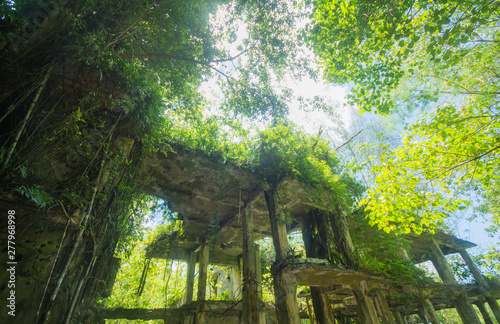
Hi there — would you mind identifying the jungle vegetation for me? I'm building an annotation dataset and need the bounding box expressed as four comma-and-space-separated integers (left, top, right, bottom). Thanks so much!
0, 0, 499, 322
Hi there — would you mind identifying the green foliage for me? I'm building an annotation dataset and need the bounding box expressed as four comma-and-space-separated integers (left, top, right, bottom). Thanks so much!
307, 0, 499, 114
447, 254, 473, 284
361, 84, 500, 234
162, 115, 364, 211
349, 209, 430, 284
15, 185, 54, 209
115, 196, 179, 257
308, 0, 500, 235
475, 244, 500, 281
258, 123, 364, 207
106, 223, 188, 310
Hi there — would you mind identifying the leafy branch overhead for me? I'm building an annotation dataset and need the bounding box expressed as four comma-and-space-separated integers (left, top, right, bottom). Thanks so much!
307, 0, 499, 114
308, 0, 500, 234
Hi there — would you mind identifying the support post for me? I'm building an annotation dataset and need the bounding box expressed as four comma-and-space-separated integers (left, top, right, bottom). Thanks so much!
186, 251, 196, 304
242, 207, 260, 324
474, 301, 494, 324
392, 311, 405, 324
255, 243, 262, 301
459, 248, 488, 287
417, 309, 430, 324
329, 207, 357, 269
375, 294, 395, 324
485, 296, 500, 323
231, 264, 242, 300
302, 209, 335, 324
428, 238, 481, 324
264, 189, 301, 324
352, 281, 379, 324
418, 295, 440, 324
197, 242, 209, 302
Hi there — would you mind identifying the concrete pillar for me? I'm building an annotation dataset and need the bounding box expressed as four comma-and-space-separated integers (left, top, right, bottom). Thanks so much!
302, 209, 335, 324
330, 207, 357, 269
197, 242, 209, 301
484, 296, 500, 323
186, 251, 196, 303
428, 238, 481, 324
392, 311, 405, 324
458, 248, 500, 322
374, 294, 395, 324
419, 296, 440, 324
417, 309, 430, 324
474, 301, 494, 324
310, 288, 335, 324
242, 207, 260, 324
353, 281, 379, 324
255, 244, 262, 301
265, 189, 301, 324
231, 261, 242, 300
459, 248, 488, 286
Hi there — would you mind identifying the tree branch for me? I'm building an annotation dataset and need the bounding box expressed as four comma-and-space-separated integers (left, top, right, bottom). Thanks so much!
425, 144, 500, 183
335, 129, 363, 151
120, 53, 234, 81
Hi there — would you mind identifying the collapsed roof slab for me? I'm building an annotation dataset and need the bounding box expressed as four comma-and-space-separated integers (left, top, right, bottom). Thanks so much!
138, 144, 337, 263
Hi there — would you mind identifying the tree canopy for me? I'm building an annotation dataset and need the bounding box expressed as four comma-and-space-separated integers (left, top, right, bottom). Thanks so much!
308, 0, 500, 235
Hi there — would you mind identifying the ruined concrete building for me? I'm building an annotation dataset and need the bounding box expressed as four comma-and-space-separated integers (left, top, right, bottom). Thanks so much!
0, 15, 498, 323
93, 147, 500, 324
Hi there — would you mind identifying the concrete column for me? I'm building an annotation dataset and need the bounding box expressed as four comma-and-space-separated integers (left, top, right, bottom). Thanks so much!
374, 294, 395, 324
417, 309, 430, 324
484, 296, 500, 323
310, 289, 335, 324
419, 297, 440, 324
459, 250, 500, 323
265, 189, 301, 324
185, 251, 196, 303
352, 281, 379, 324
459, 248, 488, 286
428, 238, 481, 324
242, 207, 260, 324
255, 244, 262, 301
231, 263, 242, 300
392, 311, 405, 324
197, 242, 209, 301
429, 239, 458, 284
474, 301, 494, 324
330, 207, 357, 269
302, 209, 335, 324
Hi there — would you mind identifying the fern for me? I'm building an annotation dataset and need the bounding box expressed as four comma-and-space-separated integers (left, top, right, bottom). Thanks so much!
16, 185, 54, 209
